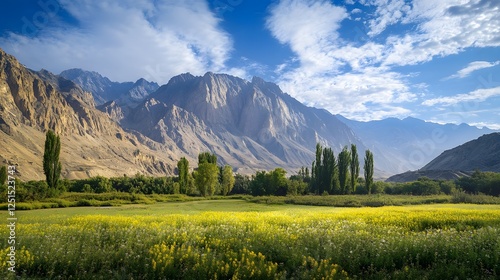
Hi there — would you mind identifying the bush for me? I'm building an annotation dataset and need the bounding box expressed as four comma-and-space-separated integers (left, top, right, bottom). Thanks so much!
456, 171, 500, 196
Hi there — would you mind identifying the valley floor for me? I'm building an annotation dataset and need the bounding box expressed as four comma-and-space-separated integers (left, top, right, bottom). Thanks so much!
1, 200, 500, 279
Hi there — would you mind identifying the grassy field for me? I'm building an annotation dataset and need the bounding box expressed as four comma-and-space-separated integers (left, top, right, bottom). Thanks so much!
1, 200, 500, 279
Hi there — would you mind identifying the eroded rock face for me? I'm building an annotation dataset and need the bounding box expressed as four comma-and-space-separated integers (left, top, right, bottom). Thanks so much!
0, 48, 178, 180
421, 133, 500, 172
125, 71, 364, 172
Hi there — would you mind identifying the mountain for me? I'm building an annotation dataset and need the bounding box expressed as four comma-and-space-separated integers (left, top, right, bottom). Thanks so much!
3, 47, 497, 181
0, 48, 178, 180
386, 133, 500, 182
422, 132, 500, 172
336, 115, 496, 175
123, 72, 367, 174
60, 69, 159, 105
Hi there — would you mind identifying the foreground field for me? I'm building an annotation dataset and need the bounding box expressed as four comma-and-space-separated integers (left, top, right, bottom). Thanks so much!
1, 201, 500, 279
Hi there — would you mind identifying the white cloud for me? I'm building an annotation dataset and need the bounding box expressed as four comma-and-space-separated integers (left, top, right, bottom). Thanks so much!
279, 66, 415, 120
265, 0, 500, 122
366, 0, 412, 36
422, 86, 500, 106
0, 0, 233, 83
266, 0, 416, 120
445, 61, 500, 80
469, 122, 500, 130
382, 0, 500, 67
266, 0, 348, 74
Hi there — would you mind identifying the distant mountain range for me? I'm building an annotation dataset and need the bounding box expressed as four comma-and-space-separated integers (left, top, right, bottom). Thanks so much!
0, 48, 497, 180
387, 133, 500, 182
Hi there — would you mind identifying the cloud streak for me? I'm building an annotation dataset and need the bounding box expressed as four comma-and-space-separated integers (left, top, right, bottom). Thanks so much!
444, 61, 500, 80
422, 86, 500, 106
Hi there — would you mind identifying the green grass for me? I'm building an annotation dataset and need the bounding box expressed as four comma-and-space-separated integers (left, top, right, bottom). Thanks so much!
1, 200, 500, 279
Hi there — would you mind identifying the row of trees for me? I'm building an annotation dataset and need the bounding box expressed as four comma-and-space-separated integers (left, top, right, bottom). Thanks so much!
310, 144, 374, 195
11, 130, 497, 198
178, 152, 235, 197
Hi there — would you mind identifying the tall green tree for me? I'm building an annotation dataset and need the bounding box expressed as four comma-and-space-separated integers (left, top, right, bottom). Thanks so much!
350, 144, 360, 193
321, 147, 336, 194
310, 143, 323, 194
43, 129, 62, 189
220, 165, 235, 196
338, 146, 351, 194
195, 152, 219, 196
0, 166, 7, 186
198, 152, 217, 164
195, 163, 219, 196
177, 157, 189, 194
364, 150, 374, 194
310, 144, 339, 194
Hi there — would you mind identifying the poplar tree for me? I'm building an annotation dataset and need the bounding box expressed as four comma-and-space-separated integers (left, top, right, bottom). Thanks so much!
195, 152, 219, 196
312, 143, 323, 194
43, 129, 61, 189
177, 157, 189, 194
350, 144, 360, 193
364, 150, 374, 194
221, 165, 235, 196
338, 146, 351, 194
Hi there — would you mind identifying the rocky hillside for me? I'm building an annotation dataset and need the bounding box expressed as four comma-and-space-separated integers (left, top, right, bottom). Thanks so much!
421, 133, 500, 172
123, 72, 367, 174
386, 133, 499, 182
60, 69, 159, 105
0, 48, 178, 180
337, 115, 496, 175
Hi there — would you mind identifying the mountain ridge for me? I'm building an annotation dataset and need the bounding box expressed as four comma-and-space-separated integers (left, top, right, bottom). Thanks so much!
0, 48, 179, 180
386, 132, 500, 182
1, 48, 498, 180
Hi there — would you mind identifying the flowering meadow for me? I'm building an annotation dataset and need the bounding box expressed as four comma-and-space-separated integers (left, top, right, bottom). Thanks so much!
1, 201, 500, 279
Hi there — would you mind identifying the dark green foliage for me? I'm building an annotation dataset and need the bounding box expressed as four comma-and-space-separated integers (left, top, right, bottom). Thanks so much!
338, 146, 351, 194
250, 168, 288, 196
310, 144, 339, 194
250, 171, 268, 196
384, 177, 441, 195
231, 174, 251, 194
296, 166, 311, 183
456, 170, 500, 196
364, 150, 374, 194
1, 179, 58, 201
350, 144, 360, 193
221, 165, 235, 196
43, 129, 62, 189
0, 166, 7, 186
286, 179, 308, 195
195, 163, 219, 197
194, 152, 219, 197
439, 180, 457, 195
69, 174, 176, 194
310, 143, 323, 194
177, 157, 189, 194
198, 152, 217, 164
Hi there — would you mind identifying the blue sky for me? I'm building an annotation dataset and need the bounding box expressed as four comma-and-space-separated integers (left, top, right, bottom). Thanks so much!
0, 0, 499, 129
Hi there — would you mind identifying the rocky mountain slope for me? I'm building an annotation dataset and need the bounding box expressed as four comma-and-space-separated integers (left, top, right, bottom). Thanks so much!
3, 47, 497, 181
123, 72, 367, 174
386, 133, 500, 182
60, 69, 159, 105
0, 48, 178, 180
337, 115, 495, 175
421, 132, 500, 172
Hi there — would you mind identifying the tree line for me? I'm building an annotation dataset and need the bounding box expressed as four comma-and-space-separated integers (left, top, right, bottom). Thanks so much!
1, 130, 499, 200
310, 143, 374, 195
